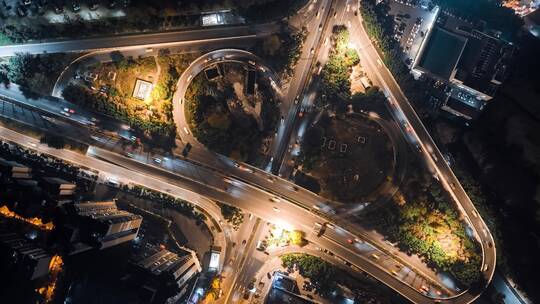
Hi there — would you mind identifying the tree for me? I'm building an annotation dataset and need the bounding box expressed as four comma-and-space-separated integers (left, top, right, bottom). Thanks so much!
217, 202, 244, 230
40, 134, 66, 149
288, 230, 306, 246
262, 35, 281, 56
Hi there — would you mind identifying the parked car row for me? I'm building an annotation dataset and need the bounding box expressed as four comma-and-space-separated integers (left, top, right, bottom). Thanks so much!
1, 0, 131, 18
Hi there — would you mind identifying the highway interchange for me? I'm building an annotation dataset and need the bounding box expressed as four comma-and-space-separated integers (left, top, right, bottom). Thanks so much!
0, 0, 496, 303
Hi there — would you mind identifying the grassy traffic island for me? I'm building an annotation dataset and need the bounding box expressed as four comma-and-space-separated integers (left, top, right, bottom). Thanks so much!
185, 62, 279, 165
62, 51, 198, 150
296, 112, 395, 203
294, 26, 396, 202
360, 166, 482, 288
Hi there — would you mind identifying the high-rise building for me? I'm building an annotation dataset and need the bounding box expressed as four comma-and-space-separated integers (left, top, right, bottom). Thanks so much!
130, 244, 201, 303
0, 232, 51, 281
39, 177, 76, 205
62, 201, 142, 254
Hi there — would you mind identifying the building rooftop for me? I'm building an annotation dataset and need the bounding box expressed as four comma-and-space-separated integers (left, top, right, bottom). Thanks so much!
41, 176, 76, 189
416, 27, 467, 80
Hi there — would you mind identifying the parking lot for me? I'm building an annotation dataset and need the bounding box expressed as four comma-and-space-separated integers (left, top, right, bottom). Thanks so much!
388, 0, 439, 66
0, 0, 127, 22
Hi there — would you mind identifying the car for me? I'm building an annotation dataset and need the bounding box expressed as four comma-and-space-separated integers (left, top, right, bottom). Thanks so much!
272, 206, 280, 212
347, 239, 353, 244
34, 2, 45, 15
60, 111, 70, 117
72, 1, 80, 12
310, 47, 315, 54
17, 5, 27, 16
153, 158, 162, 164
89, 1, 98, 10
294, 95, 300, 104
318, 24, 323, 31
333, 11, 337, 18
63, 107, 75, 114
298, 109, 304, 117
370, 253, 380, 260
325, 223, 335, 229
242, 239, 247, 246
391, 270, 398, 276
125, 152, 134, 158
280, 116, 284, 124
270, 196, 280, 203
53, 2, 64, 13
183, 127, 190, 135
324, 37, 329, 46
106, 178, 120, 188
256, 240, 267, 251
182, 142, 192, 157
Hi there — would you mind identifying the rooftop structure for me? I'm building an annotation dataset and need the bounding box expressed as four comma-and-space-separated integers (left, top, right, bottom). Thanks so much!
0, 157, 32, 179
415, 26, 514, 102
131, 244, 201, 303
133, 79, 153, 100
62, 201, 142, 254
264, 272, 315, 304
39, 176, 76, 205
413, 16, 515, 120
0, 231, 51, 280
416, 27, 467, 81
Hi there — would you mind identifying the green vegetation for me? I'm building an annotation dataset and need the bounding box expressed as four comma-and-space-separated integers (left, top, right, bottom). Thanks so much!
1, 53, 76, 95
317, 26, 360, 111
288, 230, 306, 246
217, 202, 244, 231
361, 168, 481, 287
254, 27, 307, 77
40, 133, 66, 149
281, 254, 337, 294
351, 87, 390, 117
0, 33, 10, 46
359, 0, 428, 112
280, 253, 391, 302
63, 54, 195, 150
185, 63, 279, 164
125, 185, 206, 224
0, 0, 307, 43
452, 161, 508, 273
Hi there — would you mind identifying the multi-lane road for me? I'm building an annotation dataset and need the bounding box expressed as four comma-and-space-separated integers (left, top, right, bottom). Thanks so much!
0, 0, 496, 302
0, 24, 280, 57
